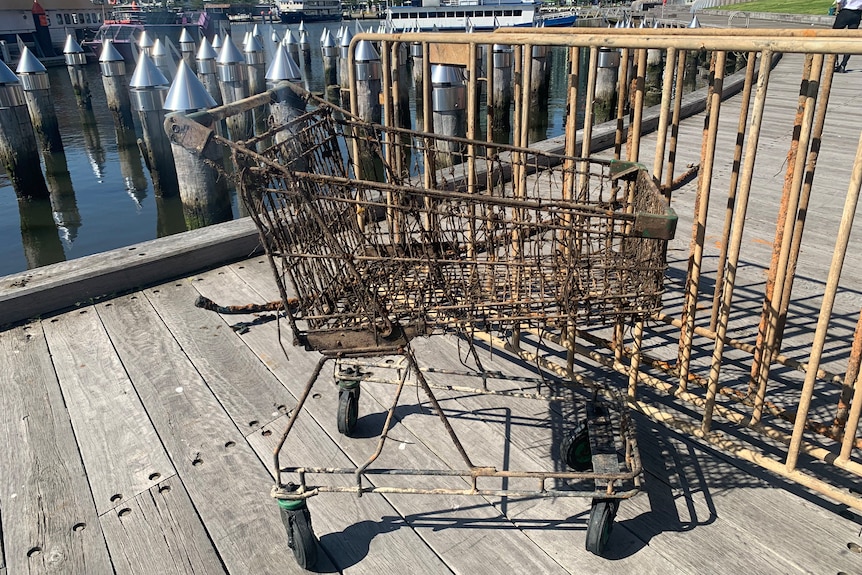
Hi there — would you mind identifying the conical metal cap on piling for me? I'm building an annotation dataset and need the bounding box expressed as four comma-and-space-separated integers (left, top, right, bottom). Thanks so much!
152, 37, 167, 58
431, 64, 463, 86
688, 15, 701, 28
252, 24, 261, 41
17, 46, 46, 74
197, 37, 217, 61
98, 39, 123, 63
266, 44, 301, 82
180, 28, 194, 44
355, 40, 379, 62
340, 27, 352, 47
217, 34, 244, 64
299, 29, 309, 49
138, 30, 154, 51
244, 33, 265, 65
98, 39, 126, 76
283, 29, 296, 47
0, 58, 20, 85
244, 34, 263, 54
211, 33, 222, 51
271, 30, 281, 46
164, 60, 217, 112
299, 21, 306, 33
129, 51, 169, 88
63, 34, 83, 55
320, 27, 329, 46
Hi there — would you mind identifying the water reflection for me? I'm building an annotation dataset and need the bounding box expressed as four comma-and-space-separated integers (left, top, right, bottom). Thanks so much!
43, 152, 82, 245
18, 197, 66, 269
116, 127, 149, 207
156, 194, 187, 237
79, 107, 107, 181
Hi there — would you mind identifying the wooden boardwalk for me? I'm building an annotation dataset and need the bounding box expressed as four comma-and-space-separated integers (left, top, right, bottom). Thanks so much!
3, 53, 862, 574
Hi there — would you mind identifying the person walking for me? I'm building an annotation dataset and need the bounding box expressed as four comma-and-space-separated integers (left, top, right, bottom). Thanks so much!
833, 0, 862, 73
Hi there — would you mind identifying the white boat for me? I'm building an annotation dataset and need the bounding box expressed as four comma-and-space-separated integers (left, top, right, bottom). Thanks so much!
386, 0, 550, 32
277, 0, 342, 23
0, 0, 103, 57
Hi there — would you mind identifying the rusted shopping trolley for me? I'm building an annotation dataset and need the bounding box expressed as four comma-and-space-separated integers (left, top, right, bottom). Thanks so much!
173, 89, 676, 568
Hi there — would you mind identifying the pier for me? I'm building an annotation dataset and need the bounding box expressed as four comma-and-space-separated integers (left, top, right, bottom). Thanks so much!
2, 21, 862, 575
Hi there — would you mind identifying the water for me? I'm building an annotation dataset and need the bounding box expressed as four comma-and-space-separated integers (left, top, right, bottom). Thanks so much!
0, 20, 575, 278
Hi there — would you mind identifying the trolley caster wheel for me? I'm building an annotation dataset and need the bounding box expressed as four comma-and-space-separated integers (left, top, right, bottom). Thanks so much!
561, 423, 592, 471
279, 500, 318, 569
585, 498, 618, 557
337, 386, 360, 436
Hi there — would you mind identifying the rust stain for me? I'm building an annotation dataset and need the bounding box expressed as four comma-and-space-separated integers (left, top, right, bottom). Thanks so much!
751, 237, 771, 245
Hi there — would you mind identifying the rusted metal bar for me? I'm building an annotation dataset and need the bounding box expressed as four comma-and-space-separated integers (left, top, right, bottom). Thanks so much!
752, 54, 820, 425
630, 401, 862, 512
274, 355, 329, 487
840, 338, 862, 461
580, 46, 599, 170
193, 294, 295, 314
774, 54, 835, 349
356, 31, 862, 55
273, 481, 641, 501
354, 358, 410, 494
280, 464, 639, 482
568, 324, 862, 449
663, 49, 687, 200
678, 51, 725, 400
628, 48, 647, 163
786, 112, 862, 473
834, 309, 862, 436
628, 317, 644, 399
651, 46, 676, 185
747, 55, 812, 402
709, 51, 758, 332
406, 349, 478, 470
613, 47, 630, 162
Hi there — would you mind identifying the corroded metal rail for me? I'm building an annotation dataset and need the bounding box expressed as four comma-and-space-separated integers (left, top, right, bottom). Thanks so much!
338, 29, 862, 511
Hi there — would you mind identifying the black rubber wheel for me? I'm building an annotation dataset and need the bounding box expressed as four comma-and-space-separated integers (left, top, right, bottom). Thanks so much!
560, 424, 592, 471
337, 388, 359, 436
280, 504, 318, 569
585, 499, 617, 557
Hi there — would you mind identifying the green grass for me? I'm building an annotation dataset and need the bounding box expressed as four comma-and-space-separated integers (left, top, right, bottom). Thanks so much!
711, 0, 833, 15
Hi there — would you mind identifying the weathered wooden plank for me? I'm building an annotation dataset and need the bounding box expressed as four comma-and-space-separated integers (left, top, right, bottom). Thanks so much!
142, 279, 296, 435
146, 266, 454, 574
426, 334, 862, 575
248, 412, 455, 575
200, 264, 571, 574
99, 476, 226, 574
96, 291, 338, 574
0, 323, 114, 574
40, 307, 175, 515
0, 217, 261, 328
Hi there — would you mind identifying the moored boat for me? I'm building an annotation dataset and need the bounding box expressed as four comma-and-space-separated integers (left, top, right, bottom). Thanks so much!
386, 0, 575, 32
277, 0, 341, 23
84, 5, 210, 63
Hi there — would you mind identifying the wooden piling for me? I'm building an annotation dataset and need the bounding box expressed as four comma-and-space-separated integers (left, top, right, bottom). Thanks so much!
217, 35, 252, 142
0, 93, 49, 199
99, 40, 135, 133
129, 52, 179, 197
645, 46, 664, 107
353, 40, 384, 181
17, 47, 62, 153
63, 35, 92, 110
164, 62, 228, 229
491, 43, 513, 141
431, 64, 467, 168
595, 47, 620, 124
244, 35, 267, 136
